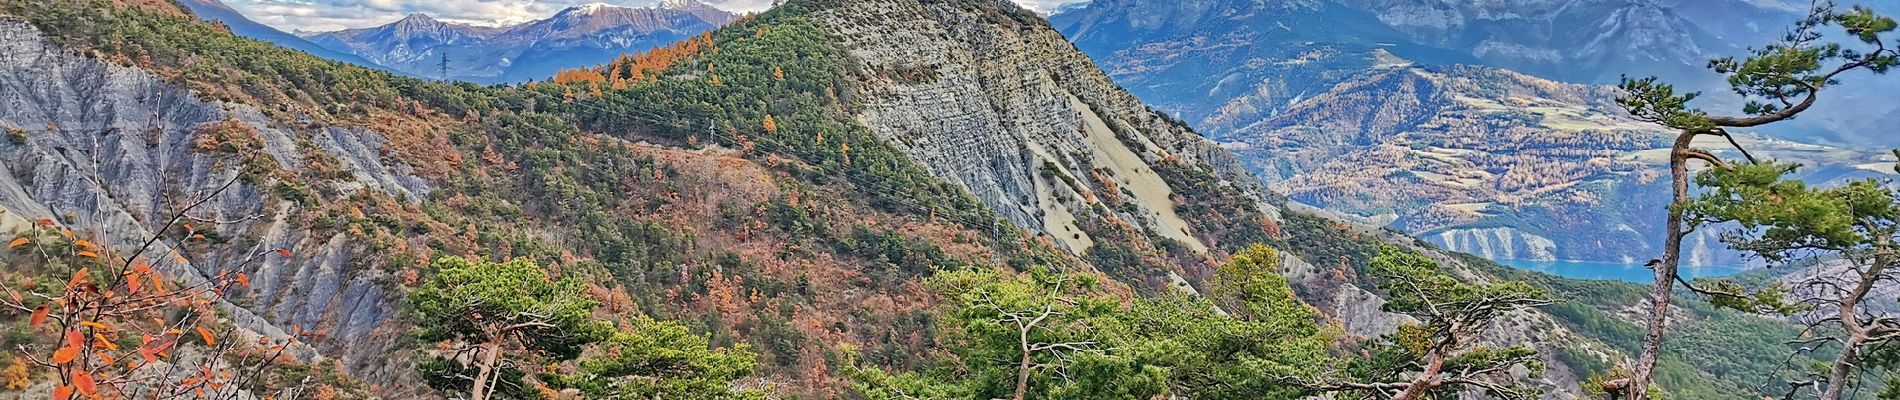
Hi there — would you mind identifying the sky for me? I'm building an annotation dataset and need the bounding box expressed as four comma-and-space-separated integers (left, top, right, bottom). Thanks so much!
226, 0, 1084, 33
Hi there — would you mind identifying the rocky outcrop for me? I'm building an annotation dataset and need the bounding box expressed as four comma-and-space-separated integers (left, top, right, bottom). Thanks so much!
0, 18, 427, 385
1431, 227, 1558, 261
809, 0, 1269, 256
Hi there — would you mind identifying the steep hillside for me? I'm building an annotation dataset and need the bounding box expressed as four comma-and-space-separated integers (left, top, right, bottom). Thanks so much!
305, 1, 736, 83
0, 0, 1052, 395
1227, 65, 1894, 265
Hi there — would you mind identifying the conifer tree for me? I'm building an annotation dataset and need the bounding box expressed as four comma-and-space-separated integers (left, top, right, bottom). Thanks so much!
1615, 3, 1897, 396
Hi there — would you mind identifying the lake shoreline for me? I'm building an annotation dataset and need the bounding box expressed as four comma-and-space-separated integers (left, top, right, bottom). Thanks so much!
1496, 259, 1750, 283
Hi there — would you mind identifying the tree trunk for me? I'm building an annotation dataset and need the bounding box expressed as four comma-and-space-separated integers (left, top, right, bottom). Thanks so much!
1630, 132, 1697, 398
470, 340, 502, 400
1393, 351, 1446, 400
1014, 339, 1032, 400
1820, 258, 1888, 400
1820, 334, 1864, 400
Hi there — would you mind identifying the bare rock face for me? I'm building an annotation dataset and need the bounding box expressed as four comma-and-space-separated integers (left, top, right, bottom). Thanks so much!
0, 18, 428, 386
807, 0, 1269, 256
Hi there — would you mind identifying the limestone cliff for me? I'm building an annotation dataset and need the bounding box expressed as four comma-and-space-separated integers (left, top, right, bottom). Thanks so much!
807, 0, 1267, 258
0, 17, 423, 385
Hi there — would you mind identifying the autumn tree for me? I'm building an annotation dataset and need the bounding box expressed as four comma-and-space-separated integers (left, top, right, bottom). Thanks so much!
0, 174, 303, 399
408, 256, 609, 400
1615, 3, 1897, 395
1307, 247, 1549, 400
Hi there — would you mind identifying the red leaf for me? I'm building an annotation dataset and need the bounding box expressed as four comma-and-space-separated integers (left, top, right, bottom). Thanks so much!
7, 237, 28, 249
138, 346, 157, 363
51, 385, 72, 400
66, 267, 89, 290
196, 326, 216, 346
64, 330, 84, 348
35, 219, 53, 227
274, 249, 292, 257
29, 306, 48, 326
70, 370, 96, 396
50, 346, 77, 364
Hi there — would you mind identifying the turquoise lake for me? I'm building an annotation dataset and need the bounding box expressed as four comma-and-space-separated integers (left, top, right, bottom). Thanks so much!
1497, 259, 1750, 283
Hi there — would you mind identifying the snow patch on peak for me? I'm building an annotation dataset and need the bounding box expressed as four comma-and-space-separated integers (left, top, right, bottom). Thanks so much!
658, 0, 700, 8
397, 12, 436, 24
568, 3, 619, 15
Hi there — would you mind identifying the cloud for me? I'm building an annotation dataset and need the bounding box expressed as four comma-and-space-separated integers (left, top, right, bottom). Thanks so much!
224, 0, 1090, 32
1010, 0, 1083, 13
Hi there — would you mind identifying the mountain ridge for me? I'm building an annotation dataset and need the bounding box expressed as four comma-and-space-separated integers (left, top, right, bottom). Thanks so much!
1051, 0, 1900, 267
303, 0, 737, 82
172, 0, 389, 70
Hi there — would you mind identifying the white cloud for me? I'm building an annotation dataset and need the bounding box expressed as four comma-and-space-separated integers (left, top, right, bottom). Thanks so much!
224, 0, 1089, 32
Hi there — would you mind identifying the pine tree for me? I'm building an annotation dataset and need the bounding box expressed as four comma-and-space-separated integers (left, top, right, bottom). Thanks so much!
408, 257, 610, 400
1615, 4, 1897, 397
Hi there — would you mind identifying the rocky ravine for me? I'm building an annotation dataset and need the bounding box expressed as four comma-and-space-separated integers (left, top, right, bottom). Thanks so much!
0, 18, 425, 386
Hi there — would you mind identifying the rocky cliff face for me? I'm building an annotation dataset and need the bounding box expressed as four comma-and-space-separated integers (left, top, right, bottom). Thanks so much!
0, 17, 425, 385
807, 0, 1268, 257
1433, 227, 1559, 261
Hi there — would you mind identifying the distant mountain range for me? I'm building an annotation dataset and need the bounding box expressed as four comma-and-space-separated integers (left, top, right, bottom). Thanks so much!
1051, 0, 1899, 146
174, 0, 388, 70
176, 0, 737, 83
304, 1, 738, 83
1224, 63, 1891, 266
1052, 0, 1900, 264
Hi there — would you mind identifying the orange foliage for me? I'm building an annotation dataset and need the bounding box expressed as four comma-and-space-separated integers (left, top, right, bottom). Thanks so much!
551, 32, 715, 90
551, 69, 605, 85
2, 357, 27, 390
3, 218, 306, 399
